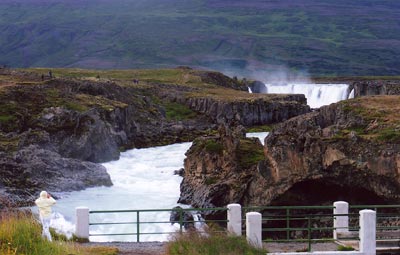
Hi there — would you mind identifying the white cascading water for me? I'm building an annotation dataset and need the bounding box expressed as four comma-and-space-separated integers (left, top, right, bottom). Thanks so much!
31, 133, 269, 242
262, 83, 352, 108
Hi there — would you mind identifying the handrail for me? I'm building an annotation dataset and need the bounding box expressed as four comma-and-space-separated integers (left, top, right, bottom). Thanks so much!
241, 204, 400, 252
88, 207, 229, 242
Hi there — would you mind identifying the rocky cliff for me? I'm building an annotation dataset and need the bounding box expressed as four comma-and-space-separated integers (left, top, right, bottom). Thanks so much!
179, 95, 400, 212
0, 68, 309, 206
185, 94, 309, 126
178, 124, 264, 209
350, 80, 400, 97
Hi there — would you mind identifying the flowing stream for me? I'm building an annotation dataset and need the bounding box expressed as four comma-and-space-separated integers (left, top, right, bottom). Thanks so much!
36, 133, 268, 242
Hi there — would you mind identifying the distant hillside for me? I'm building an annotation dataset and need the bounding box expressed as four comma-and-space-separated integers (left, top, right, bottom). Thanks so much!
1, 0, 399, 76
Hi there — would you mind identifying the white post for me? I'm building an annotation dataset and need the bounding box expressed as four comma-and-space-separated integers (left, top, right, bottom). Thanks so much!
75, 207, 90, 239
359, 209, 376, 255
333, 201, 349, 239
246, 212, 262, 248
227, 203, 242, 236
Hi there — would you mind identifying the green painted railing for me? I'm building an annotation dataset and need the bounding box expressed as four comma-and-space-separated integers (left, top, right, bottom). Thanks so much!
88, 207, 228, 242
86, 204, 399, 248
243, 204, 400, 252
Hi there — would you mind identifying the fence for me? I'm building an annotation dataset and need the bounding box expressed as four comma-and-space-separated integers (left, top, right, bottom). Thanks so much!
74, 201, 400, 253
75, 206, 228, 242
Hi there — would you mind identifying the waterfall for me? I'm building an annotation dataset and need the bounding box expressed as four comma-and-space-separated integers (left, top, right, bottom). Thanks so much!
262, 83, 352, 108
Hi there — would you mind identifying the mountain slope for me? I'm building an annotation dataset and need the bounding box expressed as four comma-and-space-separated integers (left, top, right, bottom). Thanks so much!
1, 0, 399, 76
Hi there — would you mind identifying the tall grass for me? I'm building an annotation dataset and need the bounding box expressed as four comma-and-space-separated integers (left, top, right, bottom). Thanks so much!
0, 210, 118, 255
166, 232, 267, 255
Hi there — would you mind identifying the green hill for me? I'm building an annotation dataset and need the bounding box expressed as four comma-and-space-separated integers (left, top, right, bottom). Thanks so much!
1, 0, 399, 76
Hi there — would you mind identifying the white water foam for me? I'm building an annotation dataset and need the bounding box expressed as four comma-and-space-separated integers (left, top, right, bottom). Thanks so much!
263, 83, 351, 108
31, 142, 191, 242
246, 132, 269, 145
32, 133, 269, 242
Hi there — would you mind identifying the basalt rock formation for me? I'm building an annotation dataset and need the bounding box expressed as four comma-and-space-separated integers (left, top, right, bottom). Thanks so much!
184, 94, 309, 126
255, 95, 400, 205
349, 80, 400, 97
178, 124, 264, 209
179, 96, 400, 212
0, 68, 309, 206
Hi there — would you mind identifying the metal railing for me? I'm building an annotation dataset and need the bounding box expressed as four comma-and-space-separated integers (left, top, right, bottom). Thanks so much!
243, 204, 400, 251
88, 207, 228, 242
349, 204, 400, 242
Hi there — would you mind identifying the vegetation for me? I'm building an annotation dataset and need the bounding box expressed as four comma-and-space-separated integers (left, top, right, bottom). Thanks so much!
0, 210, 118, 255
204, 140, 224, 155
237, 139, 265, 169
246, 125, 274, 133
165, 102, 198, 121
1, 1, 400, 76
337, 245, 355, 251
166, 232, 267, 255
340, 96, 400, 143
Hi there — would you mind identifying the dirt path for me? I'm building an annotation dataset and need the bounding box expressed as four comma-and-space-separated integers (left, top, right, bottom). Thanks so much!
82, 241, 340, 254
82, 242, 167, 255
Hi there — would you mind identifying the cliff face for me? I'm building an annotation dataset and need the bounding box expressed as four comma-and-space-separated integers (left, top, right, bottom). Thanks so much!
350, 80, 400, 97
178, 125, 264, 209
185, 95, 309, 126
254, 96, 400, 205
179, 96, 400, 210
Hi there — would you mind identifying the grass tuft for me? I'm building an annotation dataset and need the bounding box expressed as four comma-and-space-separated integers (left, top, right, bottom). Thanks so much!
166, 232, 267, 255
337, 245, 355, 251
0, 210, 117, 255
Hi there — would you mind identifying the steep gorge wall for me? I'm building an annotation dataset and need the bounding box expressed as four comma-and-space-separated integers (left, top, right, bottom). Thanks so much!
185, 95, 310, 126
350, 80, 400, 97
179, 97, 400, 211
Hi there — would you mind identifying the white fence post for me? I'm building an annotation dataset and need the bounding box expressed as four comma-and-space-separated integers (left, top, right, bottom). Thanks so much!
246, 212, 262, 248
333, 201, 349, 239
75, 207, 89, 239
227, 203, 242, 236
359, 209, 376, 255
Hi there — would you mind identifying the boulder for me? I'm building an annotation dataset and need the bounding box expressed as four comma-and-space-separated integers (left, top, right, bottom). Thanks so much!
0, 145, 112, 206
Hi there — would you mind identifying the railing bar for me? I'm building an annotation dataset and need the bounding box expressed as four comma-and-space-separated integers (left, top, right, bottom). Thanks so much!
244, 206, 335, 210
263, 238, 336, 243
90, 207, 228, 214
350, 205, 400, 209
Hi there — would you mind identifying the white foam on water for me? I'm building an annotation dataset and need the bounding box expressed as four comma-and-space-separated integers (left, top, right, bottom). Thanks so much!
32, 133, 269, 242
246, 132, 269, 145
32, 142, 192, 242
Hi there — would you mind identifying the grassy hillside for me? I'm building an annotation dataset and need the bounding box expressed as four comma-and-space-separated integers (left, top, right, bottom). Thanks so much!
1, 0, 399, 76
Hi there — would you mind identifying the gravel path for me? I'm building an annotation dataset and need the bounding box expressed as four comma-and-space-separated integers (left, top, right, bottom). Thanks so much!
82, 242, 167, 255
82, 241, 340, 254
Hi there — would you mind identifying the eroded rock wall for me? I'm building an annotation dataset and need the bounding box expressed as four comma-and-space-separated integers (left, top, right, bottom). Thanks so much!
179, 97, 400, 211
185, 95, 310, 126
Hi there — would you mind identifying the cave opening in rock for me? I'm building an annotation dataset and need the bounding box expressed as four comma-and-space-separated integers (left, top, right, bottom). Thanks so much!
270, 178, 389, 206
